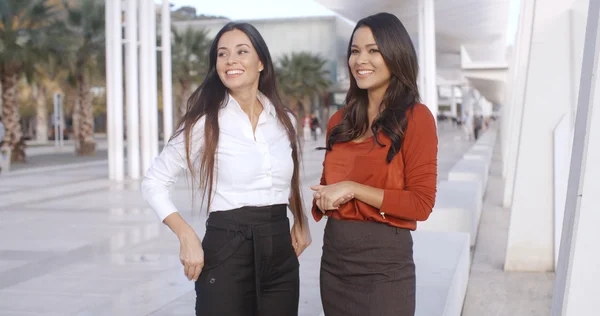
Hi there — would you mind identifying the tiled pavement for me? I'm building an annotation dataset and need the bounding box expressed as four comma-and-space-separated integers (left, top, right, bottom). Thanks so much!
0, 122, 475, 315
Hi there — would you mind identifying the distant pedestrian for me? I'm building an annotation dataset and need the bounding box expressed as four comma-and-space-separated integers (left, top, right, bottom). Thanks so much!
474, 114, 483, 140
462, 111, 474, 141
310, 113, 320, 141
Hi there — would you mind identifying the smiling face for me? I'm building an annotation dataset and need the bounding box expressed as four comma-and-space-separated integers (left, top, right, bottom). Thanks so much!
348, 26, 391, 93
215, 29, 264, 92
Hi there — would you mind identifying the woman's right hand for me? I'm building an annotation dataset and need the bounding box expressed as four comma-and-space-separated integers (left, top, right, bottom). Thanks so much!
163, 213, 205, 282
179, 231, 204, 281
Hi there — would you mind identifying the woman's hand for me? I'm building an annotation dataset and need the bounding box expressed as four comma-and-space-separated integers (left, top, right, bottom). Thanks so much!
291, 218, 312, 257
311, 181, 356, 211
178, 231, 204, 281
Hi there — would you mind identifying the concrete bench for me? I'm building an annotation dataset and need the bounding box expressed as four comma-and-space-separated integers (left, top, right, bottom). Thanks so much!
413, 231, 471, 316
464, 145, 493, 163
417, 180, 482, 246
475, 129, 497, 147
447, 158, 488, 195
318, 231, 471, 316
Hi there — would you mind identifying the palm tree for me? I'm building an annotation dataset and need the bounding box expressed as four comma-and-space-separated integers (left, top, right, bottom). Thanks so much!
62, 0, 105, 156
171, 27, 211, 120
276, 52, 332, 118
0, 0, 58, 162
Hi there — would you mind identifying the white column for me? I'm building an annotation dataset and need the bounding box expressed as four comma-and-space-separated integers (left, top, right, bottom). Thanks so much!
139, 0, 152, 174
106, 0, 124, 182
126, 0, 141, 180
501, 0, 527, 178
105, 0, 115, 180
553, 0, 600, 313
502, 0, 537, 204
504, 0, 583, 271
450, 85, 457, 118
461, 86, 473, 117
419, 0, 438, 121
161, 0, 174, 142
149, 1, 159, 157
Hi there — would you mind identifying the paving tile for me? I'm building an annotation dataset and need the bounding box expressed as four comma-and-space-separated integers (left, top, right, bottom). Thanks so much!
0, 125, 475, 315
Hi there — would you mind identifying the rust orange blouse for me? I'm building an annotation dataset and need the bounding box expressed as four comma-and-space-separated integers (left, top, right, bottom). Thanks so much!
311, 103, 438, 230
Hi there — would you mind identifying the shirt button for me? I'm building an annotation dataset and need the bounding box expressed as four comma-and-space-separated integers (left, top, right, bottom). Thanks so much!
266, 171, 272, 177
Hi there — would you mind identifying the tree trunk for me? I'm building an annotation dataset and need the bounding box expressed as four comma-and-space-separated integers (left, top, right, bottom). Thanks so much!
0, 69, 26, 163
76, 72, 95, 155
34, 83, 49, 142
72, 96, 81, 151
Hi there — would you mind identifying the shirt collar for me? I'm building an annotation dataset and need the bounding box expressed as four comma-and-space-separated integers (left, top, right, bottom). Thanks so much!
225, 91, 276, 118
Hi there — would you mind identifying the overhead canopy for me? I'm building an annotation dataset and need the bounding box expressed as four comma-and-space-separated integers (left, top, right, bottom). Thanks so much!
316, 0, 512, 104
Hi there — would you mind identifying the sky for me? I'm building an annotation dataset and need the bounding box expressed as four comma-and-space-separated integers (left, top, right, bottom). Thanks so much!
168, 0, 335, 20
506, 0, 522, 45
169, 0, 522, 45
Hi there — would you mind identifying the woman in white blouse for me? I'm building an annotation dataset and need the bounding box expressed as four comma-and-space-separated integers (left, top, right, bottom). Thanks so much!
141, 22, 311, 316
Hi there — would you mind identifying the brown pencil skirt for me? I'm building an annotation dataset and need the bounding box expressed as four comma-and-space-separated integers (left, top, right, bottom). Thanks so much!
320, 218, 416, 316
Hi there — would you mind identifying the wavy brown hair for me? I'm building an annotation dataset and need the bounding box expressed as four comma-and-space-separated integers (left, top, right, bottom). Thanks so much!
172, 22, 305, 226
327, 13, 420, 163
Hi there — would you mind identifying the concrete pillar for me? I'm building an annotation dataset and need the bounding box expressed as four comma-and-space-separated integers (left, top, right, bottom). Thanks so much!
552, 0, 600, 313
501, 0, 529, 178
504, 0, 585, 271
418, 0, 438, 121
105, 0, 124, 182
502, 0, 537, 204
161, 0, 174, 142
139, 0, 153, 174
126, 0, 141, 180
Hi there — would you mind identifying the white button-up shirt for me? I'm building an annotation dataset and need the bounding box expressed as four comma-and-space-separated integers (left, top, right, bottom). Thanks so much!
141, 92, 295, 221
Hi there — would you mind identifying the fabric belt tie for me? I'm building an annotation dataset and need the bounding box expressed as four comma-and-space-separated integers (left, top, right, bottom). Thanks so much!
203, 216, 290, 312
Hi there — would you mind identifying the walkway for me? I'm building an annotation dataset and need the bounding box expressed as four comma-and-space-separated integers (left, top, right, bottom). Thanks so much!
0, 122, 473, 315
461, 140, 554, 315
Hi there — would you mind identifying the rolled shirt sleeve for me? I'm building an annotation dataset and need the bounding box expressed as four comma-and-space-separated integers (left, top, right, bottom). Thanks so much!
141, 118, 204, 222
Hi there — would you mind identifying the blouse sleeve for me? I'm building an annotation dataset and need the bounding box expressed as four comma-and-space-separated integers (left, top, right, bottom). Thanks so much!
311, 111, 343, 222
379, 104, 438, 221
141, 118, 205, 222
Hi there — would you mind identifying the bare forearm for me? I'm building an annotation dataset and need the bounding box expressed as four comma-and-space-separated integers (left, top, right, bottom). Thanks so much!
349, 181, 384, 209
163, 212, 196, 241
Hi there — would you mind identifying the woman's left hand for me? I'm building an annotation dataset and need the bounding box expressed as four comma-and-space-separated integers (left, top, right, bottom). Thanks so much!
291, 219, 311, 257
311, 181, 355, 211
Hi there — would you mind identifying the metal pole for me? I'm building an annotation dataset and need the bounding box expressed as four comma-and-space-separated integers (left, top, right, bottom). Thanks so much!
58, 94, 64, 147
149, 0, 159, 158
126, 0, 141, 180
54, 93, 59, 148
161, 0, 174, 142
105, 0, 115, 180
139, 0, 152, 174
107, 0, 124, 181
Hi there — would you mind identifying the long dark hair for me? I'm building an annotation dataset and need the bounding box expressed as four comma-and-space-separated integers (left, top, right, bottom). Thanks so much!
327, 13, 420, 163
172, 22, 305, 226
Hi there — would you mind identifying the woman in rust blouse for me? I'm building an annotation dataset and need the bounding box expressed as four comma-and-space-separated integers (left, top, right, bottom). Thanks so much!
310, 12, 438, 316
